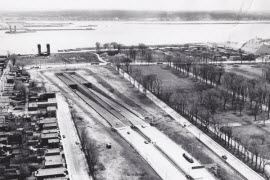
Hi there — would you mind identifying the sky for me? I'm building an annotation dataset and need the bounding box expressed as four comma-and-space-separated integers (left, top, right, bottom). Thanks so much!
0, 0, 269, 12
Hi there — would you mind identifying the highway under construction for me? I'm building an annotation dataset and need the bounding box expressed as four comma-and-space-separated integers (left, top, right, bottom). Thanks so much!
55, 71, 216, 180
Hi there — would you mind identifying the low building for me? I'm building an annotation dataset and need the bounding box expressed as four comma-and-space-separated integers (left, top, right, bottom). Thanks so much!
48, 139, 60, 148
45, 155, 63, 168
42, 129, 59, 134
41, 133, 59, 145
35, 167, 67, 180
29, 103, 38, 111
43, 123, 58, 130
37, 98, 57, 109
45, 148, 61, 156
47, 106, 57, 117
38, 118, 57, 125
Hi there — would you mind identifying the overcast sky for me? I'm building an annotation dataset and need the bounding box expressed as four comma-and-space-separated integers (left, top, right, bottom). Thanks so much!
0, 0, 269, 12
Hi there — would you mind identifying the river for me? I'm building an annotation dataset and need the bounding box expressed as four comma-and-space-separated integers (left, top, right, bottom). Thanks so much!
0, 21, 270, 55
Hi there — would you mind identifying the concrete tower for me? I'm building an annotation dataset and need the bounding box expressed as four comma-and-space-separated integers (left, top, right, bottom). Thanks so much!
37, 44, 41, 55
46, 44, 50, 55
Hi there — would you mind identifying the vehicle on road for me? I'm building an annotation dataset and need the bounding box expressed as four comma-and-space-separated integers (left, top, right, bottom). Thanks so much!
183, 153, 194, 163
222, 155, 227, 160
144, 140, 149, 144
186, 175, 194, 180
62, 135, 66, 138
75, 141, 79, 145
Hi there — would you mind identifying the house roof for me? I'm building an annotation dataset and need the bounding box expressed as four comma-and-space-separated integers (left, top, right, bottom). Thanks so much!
38, 118, 57, 124
35, 167, 66, 177
42, 129, 59, 134
48, 139, 60, 144
45, 148, 61, 155
45, 155, 63, 167
43, 123, 58, 128
41, 133, 59, 139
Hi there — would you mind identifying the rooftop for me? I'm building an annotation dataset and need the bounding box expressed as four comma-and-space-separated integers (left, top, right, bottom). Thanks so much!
48, 139, 60, 144
43, 123, 58, 128
42, 129, 59, 134
39, 118, 57, 124
41, 133, 59, 139
35, 167, 66, 177
45, 148, 61, 155
45, 155, 63, 167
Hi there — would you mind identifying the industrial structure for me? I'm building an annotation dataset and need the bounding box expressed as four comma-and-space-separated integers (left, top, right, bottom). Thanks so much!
37, 44, 51, 56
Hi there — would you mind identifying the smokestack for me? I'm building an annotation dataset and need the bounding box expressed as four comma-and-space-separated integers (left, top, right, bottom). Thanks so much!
14, 25, 16, 32
37, 44, 41, 55
46, 44, 50, 55
9, 26, 11, 32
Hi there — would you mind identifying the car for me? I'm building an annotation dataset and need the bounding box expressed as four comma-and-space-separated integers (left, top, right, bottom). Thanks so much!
183, 153, 194, 163
62, 135, 66, 138
127, 131, 130, 134
144, 140, 149, 144
75, 141, 79, 145
186, 175, 194, 180
222, 155, 227, 160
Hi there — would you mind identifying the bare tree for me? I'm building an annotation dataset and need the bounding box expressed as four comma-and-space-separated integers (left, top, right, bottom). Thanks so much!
80, 129, 99, 180
95, 42, 101, 52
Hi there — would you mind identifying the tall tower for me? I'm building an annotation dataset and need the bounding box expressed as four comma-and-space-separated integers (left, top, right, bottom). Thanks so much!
9, 26, 12, 33
46, 44, 50, 55
37, 44, 41, 55
14, 25, 16, 32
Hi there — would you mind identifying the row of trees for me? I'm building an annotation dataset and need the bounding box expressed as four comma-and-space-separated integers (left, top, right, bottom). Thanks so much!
95, 42, 124, 52
131, 69, 163, 97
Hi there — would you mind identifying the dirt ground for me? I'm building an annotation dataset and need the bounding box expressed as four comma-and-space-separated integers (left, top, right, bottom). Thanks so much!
16, 52, 100, 67
80, 65, 245, 180
17, 55, 66, 67
31, 70, 161, 180
57, 52, 100, 64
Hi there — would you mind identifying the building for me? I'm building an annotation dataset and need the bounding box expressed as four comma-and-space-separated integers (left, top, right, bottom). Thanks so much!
35, 167, 67, 180
44, 155, 64, 168
43, 123, 58, 130
45, 148, 61, 156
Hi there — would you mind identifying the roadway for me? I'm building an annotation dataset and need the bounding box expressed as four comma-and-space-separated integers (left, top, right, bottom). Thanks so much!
56, 93, 91, 180
118, 127, 187, 180
138, 125, 216, 180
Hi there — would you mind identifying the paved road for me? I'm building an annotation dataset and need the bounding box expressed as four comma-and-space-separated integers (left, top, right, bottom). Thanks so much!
56, 93, 91, 180
118, 127, 187, 180
138, 125, 216, 180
